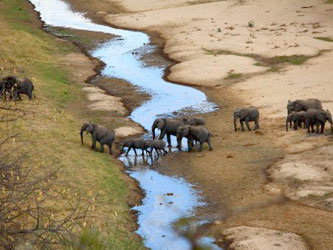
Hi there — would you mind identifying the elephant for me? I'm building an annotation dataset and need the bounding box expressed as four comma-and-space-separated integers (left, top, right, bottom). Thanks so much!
144, 139, 168, 155
233, 106, 259, 131
120, 138, 146, 156
286, 111, 307, 131
151, 118, 186, 147
182, 116, 206, 126
1, 76, 34, 101
305, 109, 333, 134
80, 123, 115, 154
287, 98, 322, 115
177, 125, 212, 151
0, 76, 16, 100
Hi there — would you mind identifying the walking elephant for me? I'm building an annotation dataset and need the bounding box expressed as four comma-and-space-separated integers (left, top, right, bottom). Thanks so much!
119, 138, 146, 156
287, 98, 322, 115
233, 106, 259, 131
305, 109, 333, 134
80, 123, 115, 154
152, 118, 186, 147
177, 125, 212, 151
144, 139, 168, 155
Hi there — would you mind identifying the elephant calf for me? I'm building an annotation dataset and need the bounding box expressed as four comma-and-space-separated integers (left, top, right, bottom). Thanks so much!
120, 138, 146, 156
80, 123, 115, 154
305, 109, 333, 134
1, 76, 34, 101
177, 125, 212, 151
286, 111, 307, 131
145, 139, 168, 155
234, 106, 259, 131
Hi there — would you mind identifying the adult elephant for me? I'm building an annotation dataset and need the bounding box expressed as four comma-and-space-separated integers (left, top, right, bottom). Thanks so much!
305, 109, 333, 134
80, 123, 115, 154
233, 106, 260, 131
182, 116, 206, 126
152, 118, 186, 147
177, 125, 212, 151
287, 98, 322, 115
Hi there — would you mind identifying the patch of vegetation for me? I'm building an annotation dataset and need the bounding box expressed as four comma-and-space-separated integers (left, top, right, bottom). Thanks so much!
267, 55, 311, 65
0, 0, 144, 249
315, 37, 333, 43
248, 20, 254, 27
325, 0, 333, 3
186, 0, 225, 5
225, 72, 243, 80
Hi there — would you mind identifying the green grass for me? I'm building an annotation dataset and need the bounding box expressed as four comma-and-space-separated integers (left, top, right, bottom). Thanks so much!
0, 0, 144, 249
315, 37, 333, 42
267, 55, 311, 65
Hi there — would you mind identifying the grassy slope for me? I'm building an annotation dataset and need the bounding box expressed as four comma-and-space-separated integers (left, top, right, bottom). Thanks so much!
0, 0, 144, 248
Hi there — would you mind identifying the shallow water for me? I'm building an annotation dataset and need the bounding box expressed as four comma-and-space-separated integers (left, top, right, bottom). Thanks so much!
29, 0, 220, 249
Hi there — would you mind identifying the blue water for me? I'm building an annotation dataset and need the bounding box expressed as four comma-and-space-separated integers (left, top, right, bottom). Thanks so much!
29, 1, 220, 249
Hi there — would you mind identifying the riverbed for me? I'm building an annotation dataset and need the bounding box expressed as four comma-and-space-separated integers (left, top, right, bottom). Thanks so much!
29, 0, 220, 249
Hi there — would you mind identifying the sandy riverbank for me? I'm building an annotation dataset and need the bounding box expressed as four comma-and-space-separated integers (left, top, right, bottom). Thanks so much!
65, 0, 333, 249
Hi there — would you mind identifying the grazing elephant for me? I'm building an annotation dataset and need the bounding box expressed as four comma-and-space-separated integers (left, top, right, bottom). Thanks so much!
12, 78, 34, 100
151, 118, 186, 146
286, 111, 307, 131
177, 125, 212, 151
287, 98, 322, 115
182, 116, 206, 126
80, 123, 115, 154
120, 138, 146, 156
144, 139, 168, 155
233, 106, 259, 131
305, 109, 333, 134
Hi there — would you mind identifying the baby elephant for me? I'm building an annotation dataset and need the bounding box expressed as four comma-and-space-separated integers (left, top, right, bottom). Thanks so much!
120, 138, 146, 156
286, 111, 307, 131
233, 106, 259, 131
177, 125, 212, 151
145, 139, 168, 155
80, 123, 115, 154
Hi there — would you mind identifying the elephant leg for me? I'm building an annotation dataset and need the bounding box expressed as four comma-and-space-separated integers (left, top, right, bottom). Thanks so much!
167, 133, 172, 147
311, 123, 314, 133
207, 137, 213, 151
92, 137, 97, 150
177, 137, 182, 149
108, 145, 112, 155
188, 138, 194, 151
159, 129, 166, 140
245, 118, 251, 131
316, 123, 320, 134
240, 120, 245, 131
99, 142, 104, 153
125, 147, 131, 156
321, 122, 325, 134
133, 148, 138, 156
141, 149, 144, 156
155, 148, 160, 156
199, 142, 203, 152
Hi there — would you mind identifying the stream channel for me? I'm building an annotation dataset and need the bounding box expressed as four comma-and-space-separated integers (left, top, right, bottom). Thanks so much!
29, 0, 220, 249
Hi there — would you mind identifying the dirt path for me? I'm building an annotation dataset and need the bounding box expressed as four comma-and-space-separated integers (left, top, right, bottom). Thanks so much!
64, 0, 333, 249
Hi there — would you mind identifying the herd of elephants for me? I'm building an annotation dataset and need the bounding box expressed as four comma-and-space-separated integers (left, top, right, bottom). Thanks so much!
1, 75, 332, 157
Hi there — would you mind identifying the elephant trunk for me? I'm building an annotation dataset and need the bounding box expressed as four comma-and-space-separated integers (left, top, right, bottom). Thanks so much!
152, 124, 156, 140
233, 117, 238, 131
80, 127, 85, 145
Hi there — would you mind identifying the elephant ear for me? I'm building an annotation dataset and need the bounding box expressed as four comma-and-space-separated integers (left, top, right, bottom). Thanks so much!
157, 119, 165, 129
86, 124, 93, 133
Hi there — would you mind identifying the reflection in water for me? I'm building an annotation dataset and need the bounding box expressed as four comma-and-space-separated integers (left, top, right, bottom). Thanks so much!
29, 0, 220, 249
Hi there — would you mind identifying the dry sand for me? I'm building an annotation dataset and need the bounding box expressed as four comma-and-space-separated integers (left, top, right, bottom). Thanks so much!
65, 0, 333, 249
